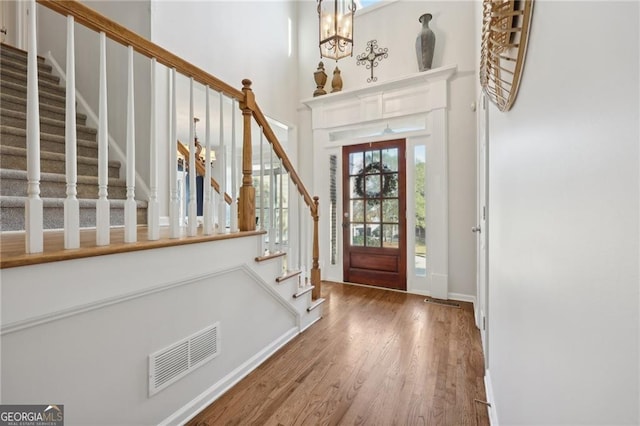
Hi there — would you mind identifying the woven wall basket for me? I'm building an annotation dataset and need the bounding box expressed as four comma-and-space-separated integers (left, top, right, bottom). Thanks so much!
480, 0, 534, 112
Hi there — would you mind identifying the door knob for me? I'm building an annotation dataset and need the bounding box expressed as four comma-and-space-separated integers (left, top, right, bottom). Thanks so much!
472, 226, 481, 233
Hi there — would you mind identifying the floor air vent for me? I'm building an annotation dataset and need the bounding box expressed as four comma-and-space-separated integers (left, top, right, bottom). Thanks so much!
148, 322, 220, 396
424, 298, 461, 308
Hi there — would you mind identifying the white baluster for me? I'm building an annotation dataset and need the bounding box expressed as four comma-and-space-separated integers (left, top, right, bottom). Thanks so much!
96, 32, 110, 246
64, 15, 79, 249
259, 128, 265, 230
217, 95, 226, 233
279, 159, 284, 249
203, 86, 213, 235
169, 68, 179, 238
302, 202, 308, 280
269, 146, 275, 253
124, 46, 137, 243
298, 187, 303, 271
230, 100, 238, 233
258, 127, 265, 254
148, 58, 159, 240
187, 78, 197, 236
25, 0, 43, 253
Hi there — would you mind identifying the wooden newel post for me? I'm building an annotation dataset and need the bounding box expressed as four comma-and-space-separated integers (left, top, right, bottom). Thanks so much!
239, 79, 256, 231
311, 196, 321, 299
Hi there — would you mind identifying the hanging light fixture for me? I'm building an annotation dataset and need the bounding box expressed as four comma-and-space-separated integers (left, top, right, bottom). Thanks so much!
318, 0, 356, 61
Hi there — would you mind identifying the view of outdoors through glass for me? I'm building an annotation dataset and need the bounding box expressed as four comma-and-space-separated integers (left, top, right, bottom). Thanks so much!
348, 147, 399, 248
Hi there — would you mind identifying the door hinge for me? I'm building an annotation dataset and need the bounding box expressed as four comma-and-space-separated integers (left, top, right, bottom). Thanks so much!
482, 316, 486, 330
482, 206, 486, 221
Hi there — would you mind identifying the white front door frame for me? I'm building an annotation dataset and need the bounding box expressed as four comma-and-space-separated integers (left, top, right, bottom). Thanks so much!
303, 66, 456, 299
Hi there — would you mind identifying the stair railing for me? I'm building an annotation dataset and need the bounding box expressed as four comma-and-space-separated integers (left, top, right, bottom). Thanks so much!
26, 0, 321, 294
177, 140, 232, 233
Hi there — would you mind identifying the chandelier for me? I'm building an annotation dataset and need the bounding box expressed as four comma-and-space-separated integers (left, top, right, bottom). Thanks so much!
318, 0, 356, 61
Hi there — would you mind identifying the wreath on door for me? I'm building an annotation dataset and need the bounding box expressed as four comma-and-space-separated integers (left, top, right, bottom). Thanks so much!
354, 162, 397, 198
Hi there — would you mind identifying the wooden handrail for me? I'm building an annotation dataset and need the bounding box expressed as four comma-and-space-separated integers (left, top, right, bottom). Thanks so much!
251, 104, 317, 217
36, 0, 243, 101
177, 141, 232, 205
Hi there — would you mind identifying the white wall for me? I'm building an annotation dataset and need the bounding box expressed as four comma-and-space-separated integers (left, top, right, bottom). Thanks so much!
1, 236, 298, 425
37, 1, 152, 192
486, 1, 639, 424
297, 0, 478, 297
148, 1, 301, 218
150, 0, 299, 126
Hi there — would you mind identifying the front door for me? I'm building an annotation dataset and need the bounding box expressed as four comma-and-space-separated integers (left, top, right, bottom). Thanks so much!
342, 139, 406, 290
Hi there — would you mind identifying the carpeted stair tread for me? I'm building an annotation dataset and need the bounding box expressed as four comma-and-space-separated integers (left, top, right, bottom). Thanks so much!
0, 92, 87, 124
0, 145, 121, 178
1, 80, 66, 106
0, 57, 53, 76
1, 77, 66, 99
1, 125, 99, 157
0, 168, 127, 199
1, 109, 97, 139
1, 64, 61, 87
0, 195, 147, 208
0, 144, 117, 166
0, 195, 148, 231
0, 59, 59, 84
0, 43, 46, 63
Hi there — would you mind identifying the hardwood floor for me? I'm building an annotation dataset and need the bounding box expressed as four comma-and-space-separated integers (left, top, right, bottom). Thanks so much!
188, 282, 489, 426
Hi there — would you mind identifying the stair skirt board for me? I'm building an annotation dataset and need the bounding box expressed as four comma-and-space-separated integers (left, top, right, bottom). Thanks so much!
0, 197, 148, 231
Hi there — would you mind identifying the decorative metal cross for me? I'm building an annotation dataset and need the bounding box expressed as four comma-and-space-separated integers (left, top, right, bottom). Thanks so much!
356, 40, 388, 83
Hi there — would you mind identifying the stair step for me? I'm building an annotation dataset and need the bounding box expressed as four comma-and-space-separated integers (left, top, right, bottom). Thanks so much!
307, 298, 326, 313
0, 145, 120, 178
1, 43, 46, 64
1, 64, 61, 89
0, 126, 99, 158
0, 47, 51, 74
255, 251, 287, 262
0, 55, 52, 75
1, 109, 97, 140
0, 169, 127, 199
293, 285, 314, 299
0, 196, 148, 231
1, 79, 66, 107
275, 269, 302, 283
0, 93, 87, 125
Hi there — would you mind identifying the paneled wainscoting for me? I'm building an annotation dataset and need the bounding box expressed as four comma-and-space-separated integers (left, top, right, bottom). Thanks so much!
188, 281, 489, 426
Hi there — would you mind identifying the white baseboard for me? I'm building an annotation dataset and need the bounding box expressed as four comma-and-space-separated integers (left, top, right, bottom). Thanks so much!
447, 292, 476, 305
335, 281, 476, 308
300, 314, 322, 333
160, 326, 299, 426
484, 369, 498, 425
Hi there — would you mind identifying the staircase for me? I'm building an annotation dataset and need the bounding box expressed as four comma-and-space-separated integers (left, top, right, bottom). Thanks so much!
0, 43, 147, 231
